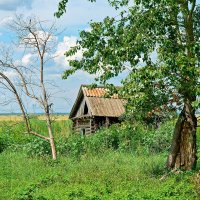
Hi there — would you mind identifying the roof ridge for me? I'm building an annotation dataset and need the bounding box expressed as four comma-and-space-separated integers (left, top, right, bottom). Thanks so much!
81, 84, 122, 88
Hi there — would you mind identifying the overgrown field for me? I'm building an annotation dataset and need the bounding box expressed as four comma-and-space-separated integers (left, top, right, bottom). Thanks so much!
0, 114, 69, 122
0, 117, 200, 199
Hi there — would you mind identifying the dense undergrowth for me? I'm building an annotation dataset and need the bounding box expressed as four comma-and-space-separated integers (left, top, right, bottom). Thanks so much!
0, 118, 200, 199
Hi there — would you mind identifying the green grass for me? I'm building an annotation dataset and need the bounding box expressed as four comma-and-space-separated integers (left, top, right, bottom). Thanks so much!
0, 119, 200, 199
0, 151, 198, 200
0, 118, 72, 144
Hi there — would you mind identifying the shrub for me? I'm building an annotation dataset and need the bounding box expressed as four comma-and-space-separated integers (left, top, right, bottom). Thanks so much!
139, 121, 174, 154
0, 136, 8, 153
23, 138, 51, 157
54, 120, 175, 159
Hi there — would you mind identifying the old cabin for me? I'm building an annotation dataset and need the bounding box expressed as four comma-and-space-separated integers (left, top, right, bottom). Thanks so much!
69, 85, 126, 135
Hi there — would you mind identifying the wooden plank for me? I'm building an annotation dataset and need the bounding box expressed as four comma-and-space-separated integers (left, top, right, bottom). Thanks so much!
105, 117, 110, 128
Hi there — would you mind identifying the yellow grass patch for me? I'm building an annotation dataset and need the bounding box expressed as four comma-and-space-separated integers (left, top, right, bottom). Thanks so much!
0, 115, 69, 122
37, 115, 69, 121
0, 116, 23, 122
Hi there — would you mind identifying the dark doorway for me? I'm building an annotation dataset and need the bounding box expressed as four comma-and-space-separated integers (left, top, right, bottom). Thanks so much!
81, 128, 86, 136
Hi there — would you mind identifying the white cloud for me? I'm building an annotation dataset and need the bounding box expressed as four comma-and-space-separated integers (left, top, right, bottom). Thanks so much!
19, 30, 58, 66
13, 53, 36, 67
23, 30, 57, 46
84, 27, 92, 32
21, 53, 33, 66
4, 71, 17, 78
0, 16, 13, 26
54, 36, 83, 68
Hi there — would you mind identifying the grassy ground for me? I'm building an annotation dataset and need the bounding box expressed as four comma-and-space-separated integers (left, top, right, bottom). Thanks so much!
0, 117, 200, 199
0, 151, 198, 200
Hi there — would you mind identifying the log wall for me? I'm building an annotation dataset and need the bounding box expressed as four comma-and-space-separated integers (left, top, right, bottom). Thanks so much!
72, 116, 120, 135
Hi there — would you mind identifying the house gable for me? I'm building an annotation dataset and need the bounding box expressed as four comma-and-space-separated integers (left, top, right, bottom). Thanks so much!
69, 85, 125, 119
74, 97, 91, 118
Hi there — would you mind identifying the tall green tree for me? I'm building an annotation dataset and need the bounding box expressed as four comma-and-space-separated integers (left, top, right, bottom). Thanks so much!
56, 0, 200, 170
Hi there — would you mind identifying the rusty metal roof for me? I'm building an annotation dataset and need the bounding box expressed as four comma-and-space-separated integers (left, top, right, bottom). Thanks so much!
82, 86, 119, 99
82, 87, 106, 97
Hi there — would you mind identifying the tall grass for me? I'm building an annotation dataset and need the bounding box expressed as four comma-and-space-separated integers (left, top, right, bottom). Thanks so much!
0, 117, 72, 147
0, 151, 198, 200
0, 118, 200, 161
0, 118, 200, 199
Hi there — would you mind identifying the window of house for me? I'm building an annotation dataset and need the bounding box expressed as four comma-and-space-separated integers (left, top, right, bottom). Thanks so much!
84, 102, 88, 115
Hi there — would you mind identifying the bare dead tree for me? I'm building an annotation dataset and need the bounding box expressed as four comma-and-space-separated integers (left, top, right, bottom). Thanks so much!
0, 63, 52, 142
0, 15, 60, 159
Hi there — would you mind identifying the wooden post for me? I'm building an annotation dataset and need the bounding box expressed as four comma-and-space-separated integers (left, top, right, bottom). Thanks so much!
90, 118, 92, 134
105, 117, 110, 128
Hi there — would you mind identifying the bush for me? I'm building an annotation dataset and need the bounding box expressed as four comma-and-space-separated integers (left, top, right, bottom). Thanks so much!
0, 136, 8, 153
23, 138, 51, 157
139, 121, 174, 154
54, 120, 175, 159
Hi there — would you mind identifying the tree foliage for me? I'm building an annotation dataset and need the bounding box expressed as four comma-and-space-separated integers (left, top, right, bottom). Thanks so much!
56, 0, 200, 123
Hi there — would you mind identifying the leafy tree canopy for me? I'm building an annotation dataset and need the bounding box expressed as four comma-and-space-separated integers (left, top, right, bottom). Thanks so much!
56, 0, 200, 122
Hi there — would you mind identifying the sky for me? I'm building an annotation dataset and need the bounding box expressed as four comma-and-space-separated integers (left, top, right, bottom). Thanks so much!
2, 1, 199, 114
0, 0, 123, 114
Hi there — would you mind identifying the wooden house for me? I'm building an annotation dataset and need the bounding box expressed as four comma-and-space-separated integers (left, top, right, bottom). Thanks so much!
69, 85, 126, 135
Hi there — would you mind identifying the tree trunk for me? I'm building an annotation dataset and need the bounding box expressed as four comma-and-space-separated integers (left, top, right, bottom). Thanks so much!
46, 114, 57, 160
40, 57, 57, 160
167, 99, 197, 170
